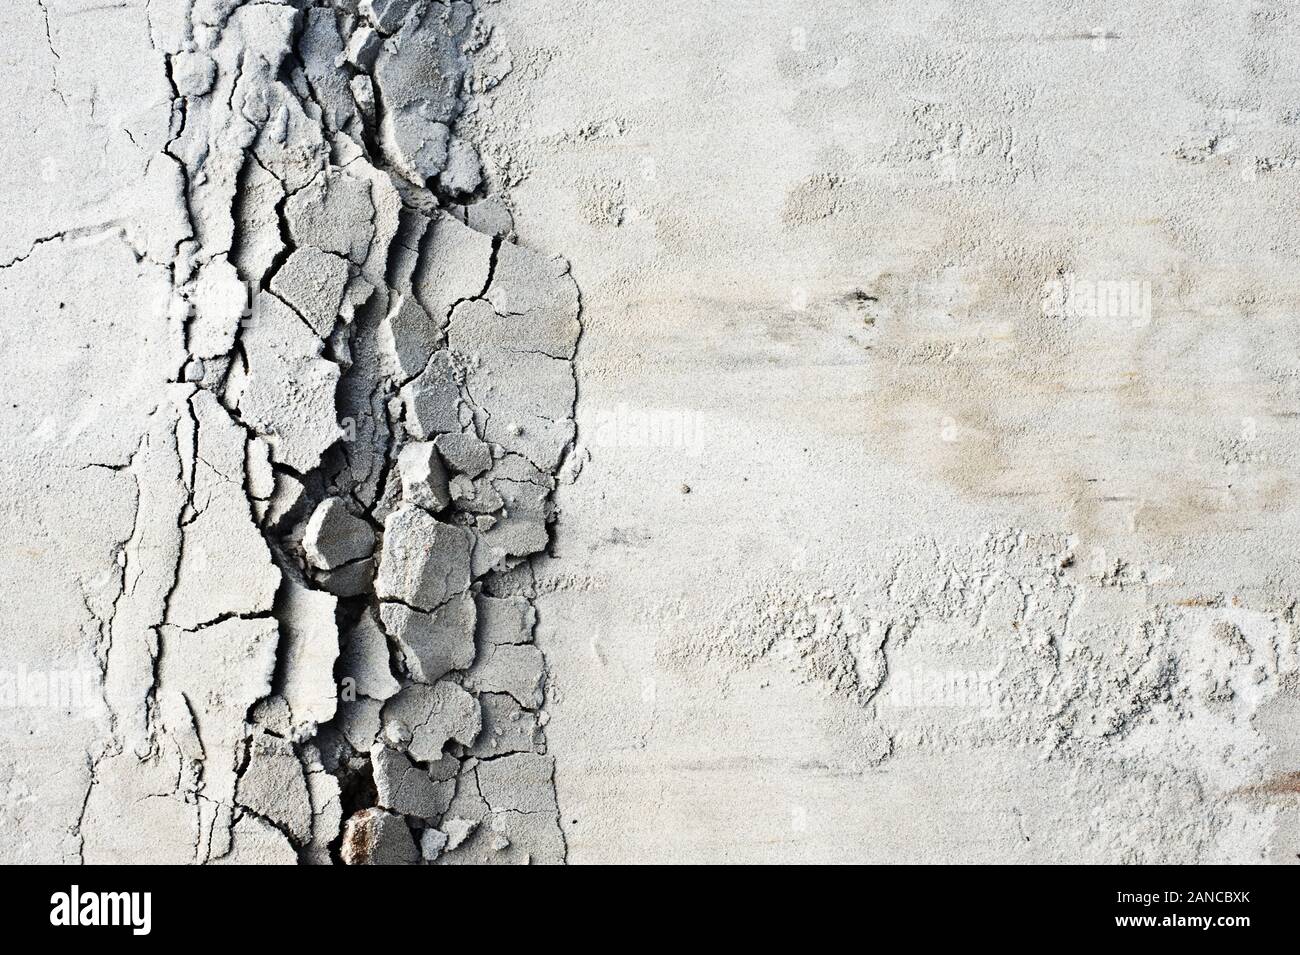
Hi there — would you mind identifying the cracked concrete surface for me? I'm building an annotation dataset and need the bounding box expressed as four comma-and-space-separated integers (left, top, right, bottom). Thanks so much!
2, 0, 573, 864
2, 0, 1299, 865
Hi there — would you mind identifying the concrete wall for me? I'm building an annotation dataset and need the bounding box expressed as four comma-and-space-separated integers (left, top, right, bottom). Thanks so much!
472, 0, 1300, 862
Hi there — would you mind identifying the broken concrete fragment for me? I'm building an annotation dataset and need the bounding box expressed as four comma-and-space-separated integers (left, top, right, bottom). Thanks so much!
434, 431, 492, 477
381, 593, 477, 683
400, 350, 463, 438
341, 808, 419, 865
155, 617, 281, 855
440, 138, 483, 196
303, 496, 376, 570
371, 744, 451, 818
285, 169, 376, 265
476, 594, 535, 645
483, 242, 582, 360
469, 531, 510, 579
190, 256, 247, 358
250, 695, 294, 738
236, 732, 313, 844
373, 6, 465, 183
167, 391, 280, 631
215, 814, 298, 865
263, 470, 307, 528
239, 291, 342, 473
476, 753, 559, 815
172, 50, 217, 97
350, 74, 377, 126
382, 681, 482, 762
398, 440, 451, 512
382, 110, 450, 185
449, 298, 577, 472
272, 576, 341, 734
230, 152, 288, 290
436, 762, 564, 865
410, 213, 493, 325
470, 693, 542, 758
343, 26, 382, 70
379, 292, 440, 381
443, 241, 581, 470
340, 609, 401, 701
247, 436, 276, 506
269, 246, 350, 337
461, 194, 515, 238
466, 642, 546, 709
372, 2, 465, 117
298, 8, 361, 136
450, 473, 504, 514
442, 818, 477, 852
419, 827, 449, 861
315, 556, 376, 598
336, 696, 384, 753
303, 759, 344, 865
480, 479, 551, 557
375, 505, 472, 610
340, 274, 377, 325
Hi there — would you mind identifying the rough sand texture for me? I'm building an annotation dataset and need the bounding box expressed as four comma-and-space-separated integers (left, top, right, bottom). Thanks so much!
2, 0, 1299, 865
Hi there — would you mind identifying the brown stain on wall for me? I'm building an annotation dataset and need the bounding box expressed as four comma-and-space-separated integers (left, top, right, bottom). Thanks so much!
846, 231, 1300, 545
1232, 771, 1300, 799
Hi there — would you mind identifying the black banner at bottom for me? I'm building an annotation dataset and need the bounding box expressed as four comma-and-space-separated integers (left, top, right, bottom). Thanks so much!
2, 864, 1293, 942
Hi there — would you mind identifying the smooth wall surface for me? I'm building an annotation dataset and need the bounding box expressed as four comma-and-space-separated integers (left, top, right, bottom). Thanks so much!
470, 0, 1300, 862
